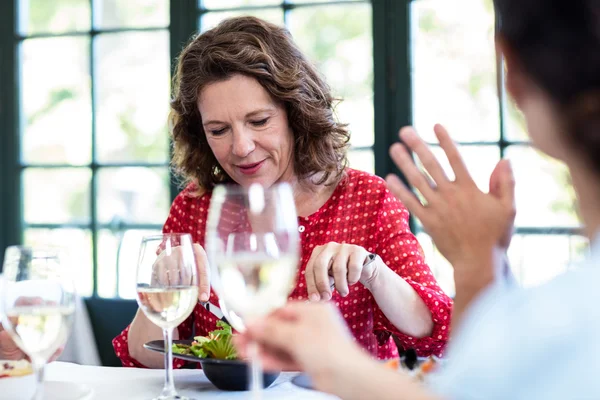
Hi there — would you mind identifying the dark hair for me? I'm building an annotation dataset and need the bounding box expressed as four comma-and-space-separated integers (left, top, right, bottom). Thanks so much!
169, 16, 349, 190
494, 0, 600, 173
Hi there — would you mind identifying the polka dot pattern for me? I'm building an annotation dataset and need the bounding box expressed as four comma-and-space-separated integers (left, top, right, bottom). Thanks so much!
112, 169, 452, 368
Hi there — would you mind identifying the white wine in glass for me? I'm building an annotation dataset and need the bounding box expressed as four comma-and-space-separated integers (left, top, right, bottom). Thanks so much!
135, 233, 198, 400
0, 246, 76, 400
205, 183, 300, 398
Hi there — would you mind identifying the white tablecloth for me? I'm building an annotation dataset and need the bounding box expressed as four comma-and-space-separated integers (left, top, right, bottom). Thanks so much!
46, 362, 339, 399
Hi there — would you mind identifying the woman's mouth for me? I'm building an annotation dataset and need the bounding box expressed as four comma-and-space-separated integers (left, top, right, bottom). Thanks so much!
237, 160, 265, 175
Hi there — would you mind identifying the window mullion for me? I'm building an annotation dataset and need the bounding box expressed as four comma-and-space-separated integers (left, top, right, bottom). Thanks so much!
90, 0, 99, 296
0, 0, 22, 270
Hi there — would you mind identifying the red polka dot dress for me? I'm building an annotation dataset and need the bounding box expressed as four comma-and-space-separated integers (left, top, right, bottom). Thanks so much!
113, 168, 452, 368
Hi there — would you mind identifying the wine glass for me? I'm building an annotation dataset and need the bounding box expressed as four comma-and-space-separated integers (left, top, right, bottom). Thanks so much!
205, 183, 300, 398
135, 233, 198, 400
0, 246, 76, 400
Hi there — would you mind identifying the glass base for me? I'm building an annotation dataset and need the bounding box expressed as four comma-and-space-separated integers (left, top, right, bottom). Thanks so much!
153, 395, 195, 400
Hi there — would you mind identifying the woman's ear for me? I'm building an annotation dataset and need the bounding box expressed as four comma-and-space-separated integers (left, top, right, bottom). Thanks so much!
496, 38, 529, 108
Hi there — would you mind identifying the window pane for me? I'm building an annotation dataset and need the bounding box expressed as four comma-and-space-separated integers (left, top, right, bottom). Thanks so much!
24, 228, 93, 297
97, 167, 170, 225
415, 232, 455, 297
508, 234, 589, 287
94, 0, 169, 29
411, 0, 499, 143
97, 229, 161, 299
348, 149, 374, 174
505, 145, 580, 228
200, 9, 284, 32
19, 0, 91, 35
202, 0, 281, 8
288, 4, 374, 148
23, 168, 91, 224
290, 0, 362, 3
21, 37, 91, 165
96, 31, 170, 163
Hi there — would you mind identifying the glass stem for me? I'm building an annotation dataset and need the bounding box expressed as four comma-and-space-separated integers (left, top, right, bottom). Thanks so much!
32, 358, 45, 400
248, 341, 263, 399
161, 327, 177, 398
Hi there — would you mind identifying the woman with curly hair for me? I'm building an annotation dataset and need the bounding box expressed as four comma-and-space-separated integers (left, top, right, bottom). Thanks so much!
113, 16, 451, 369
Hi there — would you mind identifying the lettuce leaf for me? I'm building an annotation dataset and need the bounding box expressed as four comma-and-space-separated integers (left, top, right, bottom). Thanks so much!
172, 320, 238, 360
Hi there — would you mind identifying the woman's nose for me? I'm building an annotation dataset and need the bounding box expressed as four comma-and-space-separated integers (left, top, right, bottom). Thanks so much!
231, 127, 256, 158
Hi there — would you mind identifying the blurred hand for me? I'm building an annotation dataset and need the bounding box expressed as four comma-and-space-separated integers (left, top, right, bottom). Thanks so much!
152, 243, 210, 302
305, 243, 376, 301
235, 302, 363, 393
0, 324, 24, 360
1, 296, 65, 362
385, 124, 515, 280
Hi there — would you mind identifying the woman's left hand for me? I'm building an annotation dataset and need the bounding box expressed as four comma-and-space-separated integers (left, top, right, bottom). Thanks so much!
305, 242, 377, 301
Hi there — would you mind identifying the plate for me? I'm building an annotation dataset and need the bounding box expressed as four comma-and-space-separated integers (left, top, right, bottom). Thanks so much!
291, 373, 314, 390
144, 340, 204, 363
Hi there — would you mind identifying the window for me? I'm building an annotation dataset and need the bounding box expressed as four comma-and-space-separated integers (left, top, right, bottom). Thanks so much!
8, 0, 171, 298
1, 0, 585, 300
411, 0, 586, 295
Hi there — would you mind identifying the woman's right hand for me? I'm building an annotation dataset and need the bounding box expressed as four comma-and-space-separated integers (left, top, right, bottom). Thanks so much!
152, 243, 211, 302
235, 302, 366, 395
0, 324, 25, 360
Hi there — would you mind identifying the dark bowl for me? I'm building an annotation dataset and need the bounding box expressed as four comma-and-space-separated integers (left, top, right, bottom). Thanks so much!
199, 358, 280, 391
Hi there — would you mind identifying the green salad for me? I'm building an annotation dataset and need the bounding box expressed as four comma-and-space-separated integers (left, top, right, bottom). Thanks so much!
172, 320, 237, 360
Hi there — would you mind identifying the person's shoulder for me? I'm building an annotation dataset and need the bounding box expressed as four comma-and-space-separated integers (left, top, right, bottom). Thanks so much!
172, 182, 211, 208
344, 168, 387, 188
433, 268, 600, 400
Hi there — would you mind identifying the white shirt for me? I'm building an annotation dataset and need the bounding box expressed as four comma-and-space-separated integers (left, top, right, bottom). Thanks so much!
431, 235, 600, 400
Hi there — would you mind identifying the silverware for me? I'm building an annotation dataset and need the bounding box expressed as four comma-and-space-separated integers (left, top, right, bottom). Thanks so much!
198, 300, 229, 324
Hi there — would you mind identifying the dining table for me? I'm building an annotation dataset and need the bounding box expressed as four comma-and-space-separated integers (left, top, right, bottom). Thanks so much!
45, 361, 340, 399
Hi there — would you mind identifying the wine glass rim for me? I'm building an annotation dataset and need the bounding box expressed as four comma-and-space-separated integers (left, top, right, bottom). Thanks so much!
4, 245, 65, 259
212, 182, 292, 193
140, 233, 193, 241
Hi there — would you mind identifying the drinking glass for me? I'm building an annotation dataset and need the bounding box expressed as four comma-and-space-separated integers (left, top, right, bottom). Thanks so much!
0, 246, 76, 400
135, 233, 198, 400
205, 183, 300, 398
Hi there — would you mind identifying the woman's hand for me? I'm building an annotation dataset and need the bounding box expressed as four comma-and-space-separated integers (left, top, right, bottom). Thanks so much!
235, 302, 364, 393
385, 124, 515, 273
236, 302, 438, 400
0, 325, 25, 360
305, 242, 376, 301
385, 124, 516, 327
152, 243, 210, 302
1, 296, 65, 362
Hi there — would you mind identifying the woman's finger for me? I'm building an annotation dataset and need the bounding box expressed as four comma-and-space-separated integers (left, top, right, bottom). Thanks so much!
311, 247, 335, 301
385, 171, 427, 222
347, 249, 366, 286
389, 142, 437, 202
193, 244, 211, 302
331, 250, 349, 297
304, 246, 324, 302
433, 124, 473, 184
399, 127, 449, 188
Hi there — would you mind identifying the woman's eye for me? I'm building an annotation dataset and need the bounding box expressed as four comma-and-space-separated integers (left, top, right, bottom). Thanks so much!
250, 118, 269, 127
210, 128, 227, 136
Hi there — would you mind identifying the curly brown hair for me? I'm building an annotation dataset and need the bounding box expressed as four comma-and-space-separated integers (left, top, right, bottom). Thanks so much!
169, 16, 350, 190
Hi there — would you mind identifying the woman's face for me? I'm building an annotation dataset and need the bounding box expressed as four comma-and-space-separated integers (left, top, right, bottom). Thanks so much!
198, 74, 295, 188
501, 42, 571, 162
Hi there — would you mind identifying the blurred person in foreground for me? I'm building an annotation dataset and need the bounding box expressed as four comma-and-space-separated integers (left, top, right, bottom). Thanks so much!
236, 1, 600, 399
114, 16, 452, 369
